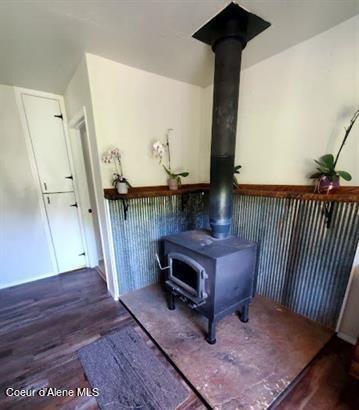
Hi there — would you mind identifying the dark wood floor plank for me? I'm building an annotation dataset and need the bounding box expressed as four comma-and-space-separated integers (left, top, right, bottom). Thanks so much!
0, 269, 203, 409
275, 337, 358, 410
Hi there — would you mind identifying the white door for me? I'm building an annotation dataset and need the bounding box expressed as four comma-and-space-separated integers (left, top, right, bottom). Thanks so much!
22, 95, 74, 193
44, 192, 86, 272
22, 93, 87, 274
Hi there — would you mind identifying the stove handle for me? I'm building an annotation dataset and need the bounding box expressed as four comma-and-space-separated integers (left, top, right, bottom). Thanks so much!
155, 253, 170, 271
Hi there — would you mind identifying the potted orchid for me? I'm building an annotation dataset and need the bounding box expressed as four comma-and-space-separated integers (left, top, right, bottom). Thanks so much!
102, 147, 132, 194
310, 108, 358, 193
152, 129, 189, 190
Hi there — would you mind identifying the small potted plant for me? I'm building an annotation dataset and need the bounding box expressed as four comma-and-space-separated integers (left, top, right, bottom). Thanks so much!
310, 108, 358, 193
113, 174, 132, 194
102, 147, 132, 194
152, 129, 189, 190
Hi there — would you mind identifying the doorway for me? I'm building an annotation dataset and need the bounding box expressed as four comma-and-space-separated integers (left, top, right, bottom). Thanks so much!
68, 109, 105, 281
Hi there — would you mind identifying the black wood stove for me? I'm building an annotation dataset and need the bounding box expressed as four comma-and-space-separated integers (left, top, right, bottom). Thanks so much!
159, 3, 270, 344
163, 230, 257, 344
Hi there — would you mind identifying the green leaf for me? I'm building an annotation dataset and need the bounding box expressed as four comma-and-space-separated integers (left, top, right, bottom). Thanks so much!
337, 170, 352, 181
177, 172, 189, 177
171, 171, 189, 177
314, 159, 330, 171
162, 165, 173, 177
319, 154, 335, 169
234, 165, 242, 172
314, 160, 329, 171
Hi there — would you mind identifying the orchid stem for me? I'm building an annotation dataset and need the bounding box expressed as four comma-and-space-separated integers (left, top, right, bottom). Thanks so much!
333, 109, 359, 168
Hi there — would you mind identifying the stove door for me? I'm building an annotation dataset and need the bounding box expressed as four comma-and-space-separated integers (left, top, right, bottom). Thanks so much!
168, 252, 207, 300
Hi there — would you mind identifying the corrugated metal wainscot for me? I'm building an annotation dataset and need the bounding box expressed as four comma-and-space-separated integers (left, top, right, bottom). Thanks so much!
108, 193, 208, 294
231, 196, 358, 327
108, 193, 358, 328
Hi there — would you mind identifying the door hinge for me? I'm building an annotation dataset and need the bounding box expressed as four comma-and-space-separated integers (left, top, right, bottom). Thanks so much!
54, 113, 63, 120
79, 252, 86, 256
70, 202, 78, 208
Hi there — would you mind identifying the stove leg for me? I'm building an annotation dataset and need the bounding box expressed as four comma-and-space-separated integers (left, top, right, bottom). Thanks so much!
207, 319, 216, 344
240, 303, 249, 323
167, 291, 175, 310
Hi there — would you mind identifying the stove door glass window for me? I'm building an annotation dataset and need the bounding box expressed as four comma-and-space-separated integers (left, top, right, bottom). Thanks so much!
172, 258, 198, 293
168, 253, 205, 298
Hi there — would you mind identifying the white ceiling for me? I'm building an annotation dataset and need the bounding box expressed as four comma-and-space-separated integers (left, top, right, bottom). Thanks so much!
0, 0, 358, 94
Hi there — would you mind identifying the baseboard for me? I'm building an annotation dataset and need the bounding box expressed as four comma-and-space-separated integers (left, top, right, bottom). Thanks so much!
0, 271, 57, 290
337, 332, 357, 345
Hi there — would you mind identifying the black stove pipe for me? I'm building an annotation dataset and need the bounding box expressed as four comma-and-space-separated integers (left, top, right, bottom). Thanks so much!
209, 37, 243, 238
193, 3, 270, 239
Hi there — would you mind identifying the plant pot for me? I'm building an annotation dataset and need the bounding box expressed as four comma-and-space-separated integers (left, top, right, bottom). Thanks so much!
116, 181, 128, 194
315, 176, 340, 194
167, 178, 178, 190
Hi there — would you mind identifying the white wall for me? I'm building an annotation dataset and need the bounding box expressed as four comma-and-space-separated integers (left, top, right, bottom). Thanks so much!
86, 53, 204, 188
202, 15, 359, 185
0, 84, 54, 288
64, 58, 118, 298
83, 16, 359, 191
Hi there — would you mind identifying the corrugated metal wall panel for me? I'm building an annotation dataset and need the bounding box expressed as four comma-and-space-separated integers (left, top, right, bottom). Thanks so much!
231, 196, 359, 327
109, 193, 207, 294
109, 194, 358, 328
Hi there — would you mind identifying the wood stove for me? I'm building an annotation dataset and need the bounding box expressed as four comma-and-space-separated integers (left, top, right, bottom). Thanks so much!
159, 3, 270, 344
164, 230, 257, 344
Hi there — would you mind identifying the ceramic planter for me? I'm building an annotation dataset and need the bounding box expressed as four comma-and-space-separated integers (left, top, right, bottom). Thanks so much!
168, 178, 178, 190
117, 181, 128, 194
315, 176, 340, 194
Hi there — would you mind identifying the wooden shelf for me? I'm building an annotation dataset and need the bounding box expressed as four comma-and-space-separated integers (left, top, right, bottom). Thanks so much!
235, 184, 359, 202
104, 184, 359, 203
104, 184, 208, 200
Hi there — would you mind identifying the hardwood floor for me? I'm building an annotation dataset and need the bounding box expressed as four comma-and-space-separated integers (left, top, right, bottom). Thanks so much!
0, 269, 203, 409
0, 268, 357, 410
275, 337, 358, 410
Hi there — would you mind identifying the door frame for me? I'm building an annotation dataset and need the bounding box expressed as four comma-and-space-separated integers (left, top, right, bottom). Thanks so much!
15, 87, 90, 273
68, 107, 120, 300
68, 107, 101, 268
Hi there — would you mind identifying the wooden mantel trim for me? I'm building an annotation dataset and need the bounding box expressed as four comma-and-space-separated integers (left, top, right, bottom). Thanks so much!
104, 184, 208, 200
104, 183, 359, 203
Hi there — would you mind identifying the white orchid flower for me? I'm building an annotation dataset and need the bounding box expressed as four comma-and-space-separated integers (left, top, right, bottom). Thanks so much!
152, 141, 165, 162
102, 153, 112, 164
110, 147, 121, 158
